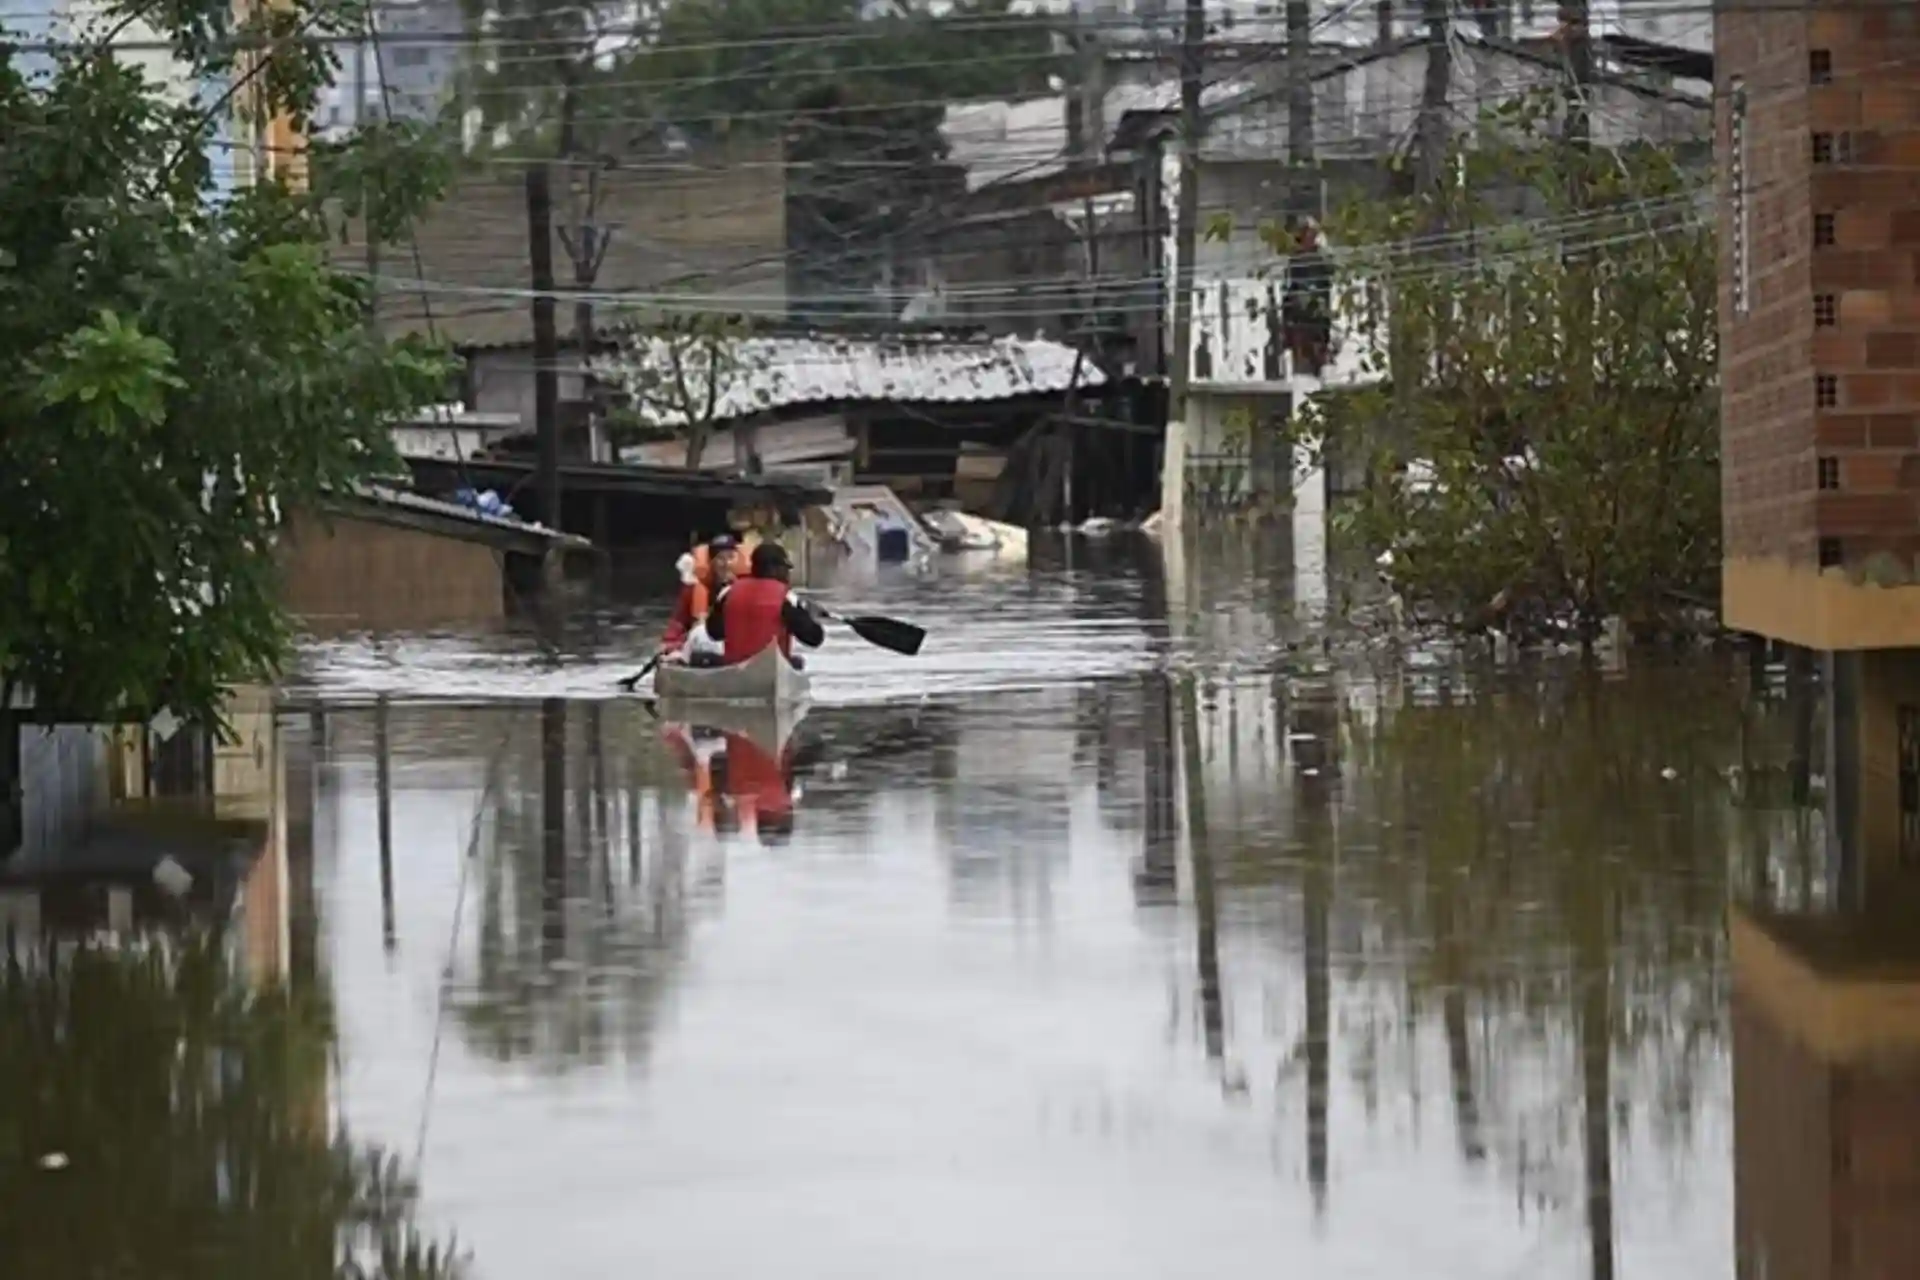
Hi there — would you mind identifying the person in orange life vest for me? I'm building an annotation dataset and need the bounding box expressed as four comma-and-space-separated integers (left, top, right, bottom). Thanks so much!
704, 541, 824, 669
661, 534, 740, 664
660, 722, 741, 833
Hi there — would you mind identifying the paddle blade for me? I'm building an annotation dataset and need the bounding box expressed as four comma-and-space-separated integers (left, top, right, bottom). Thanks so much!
844, 614, 925, 656
617, 654, 663, 690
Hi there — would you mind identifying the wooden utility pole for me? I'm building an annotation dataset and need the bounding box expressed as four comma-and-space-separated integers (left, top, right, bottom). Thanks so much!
527, 163, 562, 531
553, 60, 613, 460
1158, 0, 1207, 530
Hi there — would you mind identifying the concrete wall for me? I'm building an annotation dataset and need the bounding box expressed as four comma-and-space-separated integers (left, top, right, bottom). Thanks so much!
280, 510, 507, 634
465, 347, 589, 438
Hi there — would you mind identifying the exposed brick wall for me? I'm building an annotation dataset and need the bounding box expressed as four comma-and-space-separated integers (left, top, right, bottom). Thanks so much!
280, 511, 506, 634
1719, 4, 1816, 566
1720, 7, 1920, 578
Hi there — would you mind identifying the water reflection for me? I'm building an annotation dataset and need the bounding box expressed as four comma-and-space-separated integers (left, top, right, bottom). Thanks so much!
18, 537, 1898, 1276
310, 610, 1765, 1274
0, 743, 463, 1280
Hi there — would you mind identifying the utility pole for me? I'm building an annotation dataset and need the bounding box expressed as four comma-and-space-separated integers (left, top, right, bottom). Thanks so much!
1282, 0, 1315, 502
1158, 0, 1206, 531
1286, 0, 1313, 215
553, 58, 613, 461
1562, 0, 1593, 158
527, 163, 562, 531
359, 28, 380, 335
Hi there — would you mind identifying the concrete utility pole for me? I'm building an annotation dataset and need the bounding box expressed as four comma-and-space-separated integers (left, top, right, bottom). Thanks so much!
356, 23, 381, 333
527, 163, 562, 531
1158, 0, 1207, 531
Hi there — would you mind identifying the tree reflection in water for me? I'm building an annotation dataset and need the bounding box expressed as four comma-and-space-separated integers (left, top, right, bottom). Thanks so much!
1194, 654, 1778, 1269
0, 934, 463, 1279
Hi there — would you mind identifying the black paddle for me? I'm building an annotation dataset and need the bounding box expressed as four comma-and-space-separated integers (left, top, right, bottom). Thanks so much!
616, 652, 664, 691
810, 604, 926, 657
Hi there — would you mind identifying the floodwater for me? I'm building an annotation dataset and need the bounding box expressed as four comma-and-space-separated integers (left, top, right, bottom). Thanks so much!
3, 533, 1839, 1278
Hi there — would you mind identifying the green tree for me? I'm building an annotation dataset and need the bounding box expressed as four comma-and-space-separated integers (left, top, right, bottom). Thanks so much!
1291, 92, 1717, 643
0, 1, 454, 726
606, 312, 775, 467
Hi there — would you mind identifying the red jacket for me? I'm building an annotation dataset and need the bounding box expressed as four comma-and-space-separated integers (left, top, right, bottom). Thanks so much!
707, 577, 825, 664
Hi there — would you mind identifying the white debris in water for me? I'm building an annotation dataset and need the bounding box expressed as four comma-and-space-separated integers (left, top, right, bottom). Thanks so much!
1660, 767, 1679, 781
152, 856, 193, 898
37, 1152, 68, 1170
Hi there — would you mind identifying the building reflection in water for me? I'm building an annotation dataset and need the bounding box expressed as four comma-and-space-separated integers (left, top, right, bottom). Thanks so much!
1733, 846, 1920, 1277
0, 689, 462, 1278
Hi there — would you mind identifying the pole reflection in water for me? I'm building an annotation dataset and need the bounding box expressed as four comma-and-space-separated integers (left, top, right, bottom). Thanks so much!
1179, 673, 1225, 1063
541, 696, 568, 962
376, 696, 396, 952
1290, 674, 1337, 1216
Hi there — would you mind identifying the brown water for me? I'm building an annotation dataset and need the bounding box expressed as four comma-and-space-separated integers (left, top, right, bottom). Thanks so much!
2, 535, 1833, 1278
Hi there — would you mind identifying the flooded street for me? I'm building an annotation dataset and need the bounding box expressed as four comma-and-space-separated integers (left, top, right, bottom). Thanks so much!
6, 537, 1828, 1278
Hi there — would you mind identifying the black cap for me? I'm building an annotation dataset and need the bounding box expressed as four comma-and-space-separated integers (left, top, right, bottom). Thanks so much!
750, 542, 791, 576
709, 533, 738, 553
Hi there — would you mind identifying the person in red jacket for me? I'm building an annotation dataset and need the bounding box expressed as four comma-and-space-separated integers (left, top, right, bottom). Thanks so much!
704, 541, 824, 669
660, 533, 739, 661
721, 725, 797, 846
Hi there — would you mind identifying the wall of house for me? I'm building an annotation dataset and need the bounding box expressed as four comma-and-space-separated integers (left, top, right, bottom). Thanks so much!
280, 510, 507, 634
357, 140, 789, 346
1164, 152, 1388, 397
9, 723, 114, 863
465, 348, 590, 435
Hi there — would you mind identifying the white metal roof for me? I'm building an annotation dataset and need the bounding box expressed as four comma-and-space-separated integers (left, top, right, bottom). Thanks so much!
601, 332, 1105, 429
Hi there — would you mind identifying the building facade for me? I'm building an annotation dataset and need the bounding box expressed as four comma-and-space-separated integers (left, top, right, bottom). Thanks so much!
1716, 2, 1920, 902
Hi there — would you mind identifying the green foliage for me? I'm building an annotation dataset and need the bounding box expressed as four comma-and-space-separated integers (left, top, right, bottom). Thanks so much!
0, 932, 465, 1278
1293, 91, 1718, 642
0, 3, 454, 724
467, 0, 1057, 152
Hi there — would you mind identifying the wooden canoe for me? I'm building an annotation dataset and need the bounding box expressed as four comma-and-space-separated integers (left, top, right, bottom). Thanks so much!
653, 643, 811, 708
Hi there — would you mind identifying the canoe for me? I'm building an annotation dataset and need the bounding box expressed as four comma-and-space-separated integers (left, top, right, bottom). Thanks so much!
659, 700, 811, 761
653, 643, 811, 707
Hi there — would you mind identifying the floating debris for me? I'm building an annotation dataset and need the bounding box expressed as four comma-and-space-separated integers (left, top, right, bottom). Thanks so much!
152, 856, 193, 898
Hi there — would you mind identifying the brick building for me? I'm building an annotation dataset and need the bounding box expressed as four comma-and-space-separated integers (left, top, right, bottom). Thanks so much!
1717, 4, 1920, 884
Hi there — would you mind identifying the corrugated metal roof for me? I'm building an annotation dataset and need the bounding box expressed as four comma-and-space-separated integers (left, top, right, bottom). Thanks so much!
600, 333, 1104, 428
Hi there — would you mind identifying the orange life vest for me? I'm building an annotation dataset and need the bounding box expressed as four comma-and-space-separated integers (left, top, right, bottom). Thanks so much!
689, 546, 712, 619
